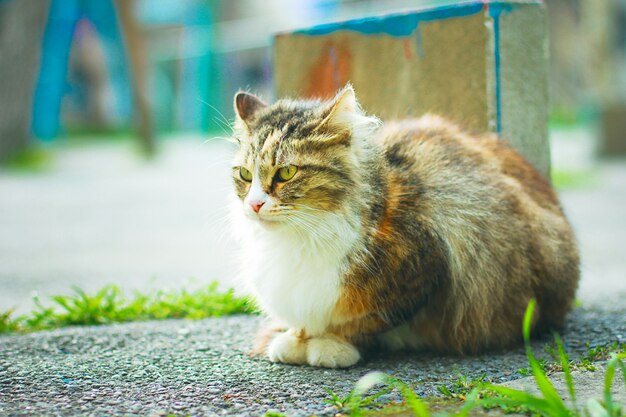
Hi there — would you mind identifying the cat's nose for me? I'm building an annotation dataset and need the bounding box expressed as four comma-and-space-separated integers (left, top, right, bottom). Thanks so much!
250, 200, 265, 213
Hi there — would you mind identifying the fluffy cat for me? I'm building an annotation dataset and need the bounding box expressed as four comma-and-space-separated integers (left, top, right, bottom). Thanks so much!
229, 85, 579, 368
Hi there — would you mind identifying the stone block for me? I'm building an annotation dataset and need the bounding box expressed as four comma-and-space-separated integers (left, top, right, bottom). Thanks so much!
274, 1, 550, 175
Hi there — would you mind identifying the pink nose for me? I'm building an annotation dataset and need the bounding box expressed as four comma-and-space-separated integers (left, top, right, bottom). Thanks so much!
250, 201, 265, 213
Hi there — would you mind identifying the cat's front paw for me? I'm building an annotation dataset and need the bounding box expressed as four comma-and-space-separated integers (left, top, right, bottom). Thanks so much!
307, 336, 360, 368
267, 330, 308, 365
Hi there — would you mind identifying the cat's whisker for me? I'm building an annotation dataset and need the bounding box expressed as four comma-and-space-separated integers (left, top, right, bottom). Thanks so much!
197, 98, 234, 134
283, 217, 312, 244
202, 136, 232, 145
204, 212, 233, 233
283, 210, 338, 239
283, 214, 337, 247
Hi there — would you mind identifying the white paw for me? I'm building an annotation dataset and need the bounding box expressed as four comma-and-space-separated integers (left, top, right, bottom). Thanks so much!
267, 330, 307, 365
307, 336, 360, 368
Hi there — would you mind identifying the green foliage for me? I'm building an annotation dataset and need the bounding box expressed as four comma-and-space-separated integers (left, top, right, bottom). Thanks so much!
549, 104, 591, 128
0, 309, 20, 333
584, 343, 626, 362
346, 372, 432, 417
0, 282, 258, 334
437, 372, 488, 400
263, 412, 289, 417
551, 169, 598, 190
481, 300, 626, 417
324, 384, 393, 415
517, 341, 626, 377
4, 147, 52, 172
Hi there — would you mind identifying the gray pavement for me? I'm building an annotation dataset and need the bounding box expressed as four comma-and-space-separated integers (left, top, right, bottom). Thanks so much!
0, 137, 240, 314
0, 308, 624, 417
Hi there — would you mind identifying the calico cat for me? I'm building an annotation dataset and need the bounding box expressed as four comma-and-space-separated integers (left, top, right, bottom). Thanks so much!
229, 85, 579, 368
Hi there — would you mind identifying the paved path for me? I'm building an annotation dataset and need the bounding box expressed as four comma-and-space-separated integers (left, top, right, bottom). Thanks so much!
0, 137, 240, 314
0, 308, 624, 416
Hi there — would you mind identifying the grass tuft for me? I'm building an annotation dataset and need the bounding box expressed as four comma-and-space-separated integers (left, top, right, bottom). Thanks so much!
0, 282, 257, 334
437, 372, 488, 400
551, 169, 598, 190
324, 383, 393, 415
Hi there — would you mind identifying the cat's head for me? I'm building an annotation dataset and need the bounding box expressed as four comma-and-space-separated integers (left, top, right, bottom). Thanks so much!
230, 85, 380, 228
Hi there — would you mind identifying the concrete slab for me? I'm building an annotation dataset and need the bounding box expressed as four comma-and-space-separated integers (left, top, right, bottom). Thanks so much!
0, 137, 240, 314
274, 1, 550, 175
0, 308, 624, 416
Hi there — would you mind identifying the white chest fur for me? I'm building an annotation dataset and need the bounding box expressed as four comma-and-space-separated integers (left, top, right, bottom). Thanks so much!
237, 215, 358, 336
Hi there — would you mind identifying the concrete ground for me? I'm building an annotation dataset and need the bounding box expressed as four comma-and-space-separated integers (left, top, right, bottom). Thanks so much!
0, 129, 625, 313
0, 136, 241, 314
0, 308, 624, 416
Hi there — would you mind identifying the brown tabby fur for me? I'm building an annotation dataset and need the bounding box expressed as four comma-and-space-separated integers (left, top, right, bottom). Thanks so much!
232, 86, 579, 359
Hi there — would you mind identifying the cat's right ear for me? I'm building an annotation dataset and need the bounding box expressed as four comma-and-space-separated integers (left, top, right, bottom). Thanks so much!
234, 92, 267, 133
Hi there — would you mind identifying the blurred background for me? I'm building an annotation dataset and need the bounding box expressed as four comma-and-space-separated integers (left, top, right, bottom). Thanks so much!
0, 0, 625, 313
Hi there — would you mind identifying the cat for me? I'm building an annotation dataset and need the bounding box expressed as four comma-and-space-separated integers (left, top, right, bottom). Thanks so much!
229, 84, 580, 368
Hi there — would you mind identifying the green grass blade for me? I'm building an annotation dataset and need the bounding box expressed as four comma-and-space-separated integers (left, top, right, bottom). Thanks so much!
50, 295, 72, 312
437, 384, 453, 398
483, 384, 556, 414
359, 387, 392, 407
523, 300, 570, 414
353, 372, 431, 417
394, 380, 430, 417
0, 309, 20, 333
618, 360, 626, 389
604, 359, 615, 416
453, 388, 480, 417
555, 333, 577, 408
602, 353, 626, 417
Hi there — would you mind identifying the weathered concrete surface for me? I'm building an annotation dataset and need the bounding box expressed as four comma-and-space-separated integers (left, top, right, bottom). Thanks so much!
0, 308, 624, 417
275, 1, 550, 174
0, 137, 240, 314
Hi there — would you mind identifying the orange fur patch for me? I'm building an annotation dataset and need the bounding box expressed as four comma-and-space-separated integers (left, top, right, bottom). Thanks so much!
375, 176, 402, 240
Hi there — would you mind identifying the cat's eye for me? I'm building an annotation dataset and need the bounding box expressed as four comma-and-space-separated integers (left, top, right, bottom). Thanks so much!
276, 165, 298, 182
239, 167, 253, 182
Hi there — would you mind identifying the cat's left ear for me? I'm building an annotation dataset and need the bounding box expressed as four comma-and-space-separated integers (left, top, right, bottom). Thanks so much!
317, 84, 358, 131
234, 91, 267, 132
316, 84, 380, 139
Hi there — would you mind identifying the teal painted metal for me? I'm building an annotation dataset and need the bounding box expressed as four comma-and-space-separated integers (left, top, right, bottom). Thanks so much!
293, 1, 526, 38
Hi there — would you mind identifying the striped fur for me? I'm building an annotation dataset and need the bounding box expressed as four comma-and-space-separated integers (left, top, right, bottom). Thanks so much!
230, 86, 579, 368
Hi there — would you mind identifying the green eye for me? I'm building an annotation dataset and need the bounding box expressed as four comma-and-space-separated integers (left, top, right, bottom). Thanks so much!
276, 165, 298, 182
239, 167, 253, 182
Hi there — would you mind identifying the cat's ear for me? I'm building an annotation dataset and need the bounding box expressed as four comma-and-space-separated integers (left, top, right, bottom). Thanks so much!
316, 84, 380, 140
317, 84, 358, 131
234, 92, 267, 131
